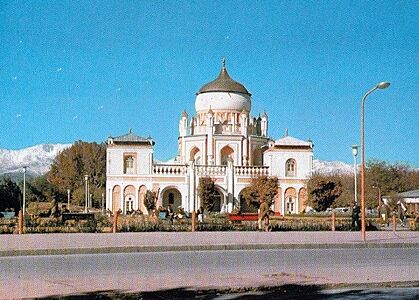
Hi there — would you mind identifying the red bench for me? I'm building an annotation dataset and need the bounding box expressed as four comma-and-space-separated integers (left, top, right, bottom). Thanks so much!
228, 212, 282, 221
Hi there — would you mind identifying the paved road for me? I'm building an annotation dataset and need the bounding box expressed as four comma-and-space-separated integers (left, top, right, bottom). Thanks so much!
1, 247, 418, 298
2, 231, 419, 257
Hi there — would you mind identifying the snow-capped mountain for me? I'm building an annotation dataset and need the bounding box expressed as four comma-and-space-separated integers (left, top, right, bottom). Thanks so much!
0, 144, 72, 177
0, 143, 354, 178
313, 159, 353, 175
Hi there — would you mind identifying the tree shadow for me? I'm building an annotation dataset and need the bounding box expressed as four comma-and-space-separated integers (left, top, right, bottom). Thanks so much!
34, 284, 419, 300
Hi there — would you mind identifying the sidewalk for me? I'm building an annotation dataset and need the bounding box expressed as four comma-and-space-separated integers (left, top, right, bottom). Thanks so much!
1, 231, 418, 257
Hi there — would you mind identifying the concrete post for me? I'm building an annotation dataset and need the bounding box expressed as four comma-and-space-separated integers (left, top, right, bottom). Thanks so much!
331, 211, 336, 231
191, 211, 196, 232
113, 209, 122, 233
18, 210, 23, 234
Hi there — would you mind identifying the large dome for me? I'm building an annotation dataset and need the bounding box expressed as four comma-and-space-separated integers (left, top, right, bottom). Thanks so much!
197, 66, 251, 96
195, 64, 252, 113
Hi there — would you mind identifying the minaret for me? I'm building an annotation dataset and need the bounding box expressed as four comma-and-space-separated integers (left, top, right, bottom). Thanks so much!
240, 109, 249, 165
178, 111, 188, 163
206, 107, 215, 165
261, 111, 268, 137
190, 117, 195, 135
179, 110, 188, 137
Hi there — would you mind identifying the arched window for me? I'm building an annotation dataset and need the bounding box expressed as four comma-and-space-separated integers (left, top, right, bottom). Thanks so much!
285, 159, 296, 177
124, 156, 135, 174
220, 146, 234, 165
190, 147, 201, 164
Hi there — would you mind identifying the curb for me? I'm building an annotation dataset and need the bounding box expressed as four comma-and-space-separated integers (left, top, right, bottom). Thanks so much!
1, 242, 418, 257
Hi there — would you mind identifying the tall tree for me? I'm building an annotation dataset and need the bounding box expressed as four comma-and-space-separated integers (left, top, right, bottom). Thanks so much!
0, 177, 22, 212
307, 174, 343, 211
198, 177, 217, 212
241, 176, 279, 208
47, 141, 106, 206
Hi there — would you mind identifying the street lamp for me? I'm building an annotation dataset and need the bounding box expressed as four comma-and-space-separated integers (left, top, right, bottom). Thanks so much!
351, 145, 359, 204
22, 166, 27, 217
84, 175, 89, 212
360, 81, 390, 241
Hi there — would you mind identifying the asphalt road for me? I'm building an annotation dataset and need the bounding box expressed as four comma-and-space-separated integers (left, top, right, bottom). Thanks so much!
1, 248, 418, 298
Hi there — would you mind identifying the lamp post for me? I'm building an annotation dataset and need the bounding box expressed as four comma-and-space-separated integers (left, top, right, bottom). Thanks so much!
22, 166, 27, 217
360, 81, 390, 241
84, 175, 89, 212
351, 145, 359, 204
372, 184, 381, 210
67, 189, 70, 210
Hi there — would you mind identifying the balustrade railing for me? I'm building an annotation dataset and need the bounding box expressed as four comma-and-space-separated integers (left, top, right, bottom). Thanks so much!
153, 164, 187, 175
234, 165, 269, 176
152, 164, 269, 177
195, 165, 227, 176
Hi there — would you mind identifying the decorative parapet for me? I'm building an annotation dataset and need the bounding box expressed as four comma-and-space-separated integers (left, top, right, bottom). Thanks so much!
153, 164, 187, 175
152, 164, 269, 177
196, 165, 227, 176
234, 165, 269, 176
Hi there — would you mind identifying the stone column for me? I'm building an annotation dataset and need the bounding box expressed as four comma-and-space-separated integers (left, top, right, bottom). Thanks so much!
188, 162, 196, 213
120, 185, 125, 215
226, 159, 234, 213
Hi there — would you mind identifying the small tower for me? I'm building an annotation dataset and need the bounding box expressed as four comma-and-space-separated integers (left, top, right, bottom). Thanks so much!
261, 111, 268, 137
179, 110, 188, 137
206, 107, 215, 164
240, 109, 248, 136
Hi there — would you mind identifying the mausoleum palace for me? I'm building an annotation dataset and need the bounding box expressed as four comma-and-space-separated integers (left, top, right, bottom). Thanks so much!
106, 62, 313, 215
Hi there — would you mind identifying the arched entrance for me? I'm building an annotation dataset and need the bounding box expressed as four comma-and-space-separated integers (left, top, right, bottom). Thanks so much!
161, 187, 182, 210
112, 185, 121, 213
209, 188, 223, 212
284, 187, 297, 214
238, 188, 258, 212
124, 185, 135, 214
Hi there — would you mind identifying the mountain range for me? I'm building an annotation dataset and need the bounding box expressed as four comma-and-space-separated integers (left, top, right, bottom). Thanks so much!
0, 144, 72, 179
0, 144, 355, 180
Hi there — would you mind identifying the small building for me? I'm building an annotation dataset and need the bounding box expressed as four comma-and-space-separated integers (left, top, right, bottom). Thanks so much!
106, 61, 314, 215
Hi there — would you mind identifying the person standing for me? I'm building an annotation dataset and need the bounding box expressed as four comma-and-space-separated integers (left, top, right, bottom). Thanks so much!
351, 202, 361, 230
258, 200, 270, 231
197, 206, 204, 223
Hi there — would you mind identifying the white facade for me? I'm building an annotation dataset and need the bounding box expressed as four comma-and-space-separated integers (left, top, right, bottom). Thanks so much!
106, 63, 313, 215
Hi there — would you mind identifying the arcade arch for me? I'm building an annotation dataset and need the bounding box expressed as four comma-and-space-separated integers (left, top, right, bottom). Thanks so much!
124, 185, 135, 214
284, 187, 297, 214
161, 187, 182, 210
112, 185, 121, 213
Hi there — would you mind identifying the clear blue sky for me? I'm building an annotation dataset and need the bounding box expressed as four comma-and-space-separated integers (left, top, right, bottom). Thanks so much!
1, 1, 418, 166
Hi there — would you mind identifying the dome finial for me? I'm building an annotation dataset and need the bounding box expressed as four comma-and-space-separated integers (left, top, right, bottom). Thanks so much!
222, 57, 226, 69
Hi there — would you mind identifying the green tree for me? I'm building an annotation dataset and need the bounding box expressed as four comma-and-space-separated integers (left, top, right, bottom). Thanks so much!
198, 177, 217, 212
241, 176, 278, 208
307, 174, 343, 211
0, 177, 22, 212
47, 141, 106, 207
364, 159, 419, 208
